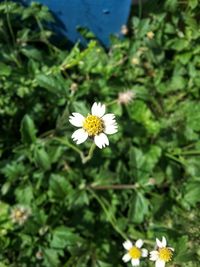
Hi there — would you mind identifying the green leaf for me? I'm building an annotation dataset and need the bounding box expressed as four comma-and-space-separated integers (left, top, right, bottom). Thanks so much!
129, 146, 161, 181
183, 180, 200, 207
20, 115, 37, 144
176, 52, 192, 65
0, 63, 12, 76
128, 192, 149, 223
20, 47, 42, 61
0, 202, 12, 231
188, 0, 198, 9
49, 174, 71, 199
61, 41, 97, 70
167, 39, 189, 51
1, 162, 25, 181
51, 226, 81, 249
15, 185, 34, 205
43, 249, 60, 267
96, 261, 113, 267
33, 146, 51, 171
175, 236, 195, 263
36, 73, 68, 96
169, 76, 186, 91
184, 102, 200, 131
128, 100, 160, 135
72, 101, 89, 116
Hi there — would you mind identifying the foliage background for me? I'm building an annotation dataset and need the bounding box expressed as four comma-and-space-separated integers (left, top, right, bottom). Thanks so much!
0, 0, 200, 266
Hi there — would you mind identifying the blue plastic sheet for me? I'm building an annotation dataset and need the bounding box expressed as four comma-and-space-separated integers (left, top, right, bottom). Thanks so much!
20, 0, 132, 46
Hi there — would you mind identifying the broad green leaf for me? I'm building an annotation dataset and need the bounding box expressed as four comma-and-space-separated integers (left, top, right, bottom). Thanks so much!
43, 249, 60, 267
128, 100, 160, 135
51, 226, 81, 249
129, 146, 161, 181
188, 0, 198, 9
49, 174, 71, 199
20, 115, 37, 144
36, 73, 68, 96
128, 192, 149, 223
33, 146, 51, 171
15, 185, 34, 204
183, 180, 200, 207
0, 63, 11, 76
20, 47, 42, 60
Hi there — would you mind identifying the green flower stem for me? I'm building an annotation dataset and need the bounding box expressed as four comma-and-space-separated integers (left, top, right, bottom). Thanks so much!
53, 137, 96, 164
39, 129, 55, 138
88, 188, 128, 240
165, 153, 186, 166
53, 137, 84, 158
106, 99, 118, 107
81, 143, 96, 164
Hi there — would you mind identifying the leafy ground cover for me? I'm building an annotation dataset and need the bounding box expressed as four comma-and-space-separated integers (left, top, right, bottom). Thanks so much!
0, 0, 200, 266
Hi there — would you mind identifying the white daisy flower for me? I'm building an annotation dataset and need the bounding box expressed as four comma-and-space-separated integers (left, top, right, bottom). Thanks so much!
122, 239, 148, 266
69, 102, 118, 149
150, 236, 174, 267
10, 205, 31, 225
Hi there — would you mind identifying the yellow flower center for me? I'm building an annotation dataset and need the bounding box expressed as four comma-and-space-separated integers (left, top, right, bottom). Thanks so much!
159, 247, 173, 262
83, 114, 104, 136
128, 246, 141, 259
15, 210, 24, 219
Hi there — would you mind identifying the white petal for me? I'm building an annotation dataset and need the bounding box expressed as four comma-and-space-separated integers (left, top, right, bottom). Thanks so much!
155, 259, 165, 267
123, 240, 133, 250
104, 124, 118, 135
91, 102, 106, 117
71, 128, 88, 144
161, 236, 167, 247
169, 247, 175, 252
135, 239, 143, 249
102, 113, 116, 125
69, 113, 85, 127
94, 133, 109, 149
141, 248, 148, 257
131, 258, 140, 266
122, 253, 131, 263
156, 238, 163, 248
150, 251, 159, 261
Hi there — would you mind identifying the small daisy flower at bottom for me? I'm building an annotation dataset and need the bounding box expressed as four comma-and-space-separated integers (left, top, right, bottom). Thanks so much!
69, 102, 118, 149
150, 236, 174, 267
122, 239, 148, 266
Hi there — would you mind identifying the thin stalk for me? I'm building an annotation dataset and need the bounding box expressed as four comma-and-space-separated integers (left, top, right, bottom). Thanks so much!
174, 150, 200, 156
82, 143, 96, 164
106, 99, 118, 107
87, 184, 138, 190
138, 0, 143, 19
53, 137, 96, 164
53, 137, 84, 158
5, 0, 15, 45
39, 129, 55, 138
165, 153, 186, 166
88, 189, 128, 240
35, 16, 59, 53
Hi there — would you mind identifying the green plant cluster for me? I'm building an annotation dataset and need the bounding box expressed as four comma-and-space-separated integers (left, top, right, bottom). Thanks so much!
0, 0, 200, 266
